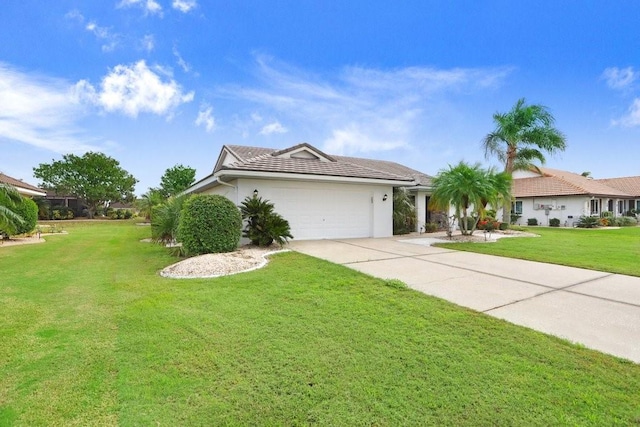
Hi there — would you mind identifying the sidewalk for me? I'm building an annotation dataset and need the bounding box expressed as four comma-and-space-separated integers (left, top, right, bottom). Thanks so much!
289, 236, 640, 363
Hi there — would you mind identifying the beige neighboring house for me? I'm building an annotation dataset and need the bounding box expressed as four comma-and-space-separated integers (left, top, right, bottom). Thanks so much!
0, 172, 46, 198
184, 143, 434, 240
512, 168, 640, 226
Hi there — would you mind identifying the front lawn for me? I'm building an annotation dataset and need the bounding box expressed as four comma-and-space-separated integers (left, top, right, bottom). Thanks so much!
436, 226, 640, 276
1, 221, 639, 425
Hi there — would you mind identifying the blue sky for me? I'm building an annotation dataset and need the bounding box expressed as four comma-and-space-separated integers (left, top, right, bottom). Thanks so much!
1, 1, 639, 194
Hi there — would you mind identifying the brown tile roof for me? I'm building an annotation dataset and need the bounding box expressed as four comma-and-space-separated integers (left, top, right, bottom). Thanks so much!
513, 168, 632, 198
0, 172, 45, 195
597, 176, 640, 197
218, 144, 430, 184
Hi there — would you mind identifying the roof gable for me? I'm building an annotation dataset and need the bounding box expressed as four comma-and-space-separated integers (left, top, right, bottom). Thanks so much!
271, 143, 336, 162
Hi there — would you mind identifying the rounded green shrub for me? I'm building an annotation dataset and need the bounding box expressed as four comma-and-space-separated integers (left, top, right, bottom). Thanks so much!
12, 197, 38, 235
178, 195, 242, 255
549, 218, 561, 227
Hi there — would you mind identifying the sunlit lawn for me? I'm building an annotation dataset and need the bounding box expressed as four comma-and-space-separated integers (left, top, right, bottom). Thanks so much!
1, 221, 639, 425
435, 226, 640, 276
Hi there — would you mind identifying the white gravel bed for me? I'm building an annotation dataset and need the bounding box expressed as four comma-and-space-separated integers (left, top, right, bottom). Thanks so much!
160, 246, 289, 279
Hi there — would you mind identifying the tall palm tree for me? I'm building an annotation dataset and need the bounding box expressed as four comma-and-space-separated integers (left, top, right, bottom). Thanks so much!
430, 162, 511, 235
0, 183, 25, 236
483, 98, 566, 222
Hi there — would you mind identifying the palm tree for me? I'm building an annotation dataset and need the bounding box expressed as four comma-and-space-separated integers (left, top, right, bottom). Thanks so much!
483, 98, 566, 221
430, 162, 511, 235
0, 183, 25, 236
137, 188, 165, 221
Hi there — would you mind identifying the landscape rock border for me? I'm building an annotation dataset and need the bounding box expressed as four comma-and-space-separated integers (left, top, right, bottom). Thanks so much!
160, 247, 289, 279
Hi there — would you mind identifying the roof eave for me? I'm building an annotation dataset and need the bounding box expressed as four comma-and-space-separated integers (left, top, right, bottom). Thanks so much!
217, 169, 414, 186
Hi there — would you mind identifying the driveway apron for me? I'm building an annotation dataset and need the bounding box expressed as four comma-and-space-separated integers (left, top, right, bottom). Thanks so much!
289, 237, 640, 364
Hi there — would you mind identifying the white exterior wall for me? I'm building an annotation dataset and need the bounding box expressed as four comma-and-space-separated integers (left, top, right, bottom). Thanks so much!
200, 177, 393, 240
414, 190, 428, 232
514, 196, 589, 226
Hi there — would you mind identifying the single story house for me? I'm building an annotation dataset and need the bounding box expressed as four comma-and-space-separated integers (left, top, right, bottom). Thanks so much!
0, 172, 46, 198
512, 168, 640, 226
184, 143, 433, 240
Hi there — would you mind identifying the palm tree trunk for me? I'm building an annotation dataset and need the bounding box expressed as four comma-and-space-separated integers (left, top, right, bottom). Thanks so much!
502, 145, 517, 223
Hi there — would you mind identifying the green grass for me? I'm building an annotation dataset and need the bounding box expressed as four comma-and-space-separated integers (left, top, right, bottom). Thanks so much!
436, 226, 640, 276
1, 221, 639, 425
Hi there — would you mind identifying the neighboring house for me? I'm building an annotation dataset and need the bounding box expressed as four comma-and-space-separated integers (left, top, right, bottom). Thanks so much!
184, 143, 433, 240
44, 192, 87, 217
0, 172, 46, 197
512, 168, 640, 226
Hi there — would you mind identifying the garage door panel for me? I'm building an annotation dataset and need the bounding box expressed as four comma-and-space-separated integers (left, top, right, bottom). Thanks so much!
271, 187, 372, 240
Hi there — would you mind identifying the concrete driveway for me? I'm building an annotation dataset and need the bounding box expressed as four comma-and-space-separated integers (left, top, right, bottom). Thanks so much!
289, 237, 640, 363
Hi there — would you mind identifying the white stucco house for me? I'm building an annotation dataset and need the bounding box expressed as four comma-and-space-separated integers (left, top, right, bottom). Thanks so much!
184, 143, 433, 240
511, 168, 640, 226
0, 172, 46, 198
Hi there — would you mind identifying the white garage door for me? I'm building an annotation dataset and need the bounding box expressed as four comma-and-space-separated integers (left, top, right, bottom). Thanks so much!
271, 187, 373, 240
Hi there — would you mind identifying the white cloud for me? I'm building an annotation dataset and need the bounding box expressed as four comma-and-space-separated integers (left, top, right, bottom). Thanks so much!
75, 60, 194, 117
172, 0, 197, 13
141, 34, 155, 52
117, 0, 163, 16
195, 105, 216, 132
86, 21, 119, 52
0, 63, 98, 153
172, 46, 191, 72
218, 56, 510, 155
259, 121, 288, 135
613, 98, 640, 127
65, 9, 85, 23
324, 125, 406, 154
602, 67, 638, 90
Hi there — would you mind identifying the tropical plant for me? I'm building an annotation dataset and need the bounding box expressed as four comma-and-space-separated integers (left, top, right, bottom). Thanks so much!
0, 183, 25, 236
576, 216, 599, 228
137, 188, 165, 221
151, 195, 189, 244
430, 162, 512, 235
240, 195, 293, 246
393, 187, 416, 235
178, 195, 242, 254
483, 98, 566, 222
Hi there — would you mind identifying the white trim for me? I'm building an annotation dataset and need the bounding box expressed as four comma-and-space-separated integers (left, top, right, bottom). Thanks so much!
17, 188, 46, 197
216, 169, 414, 186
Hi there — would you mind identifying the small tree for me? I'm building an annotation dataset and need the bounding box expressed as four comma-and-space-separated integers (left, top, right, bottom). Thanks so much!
430, 162, 511, 236
240, 195, 293, 246
33, 152, 138, 218
178, 195, 242, 255
158, 164, 196, 198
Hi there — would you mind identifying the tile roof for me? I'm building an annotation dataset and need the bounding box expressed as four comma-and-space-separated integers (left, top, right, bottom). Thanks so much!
218, 144, 431, 184
513, 168, 633, 198
0, 172, 45, 195
597, 176, 640, 197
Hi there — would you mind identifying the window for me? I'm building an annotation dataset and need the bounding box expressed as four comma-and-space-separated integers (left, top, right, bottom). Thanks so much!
618, 200, 625, 214
512, 200, 523, 215
590, 199, 599, 215
636, 200, 640, 211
